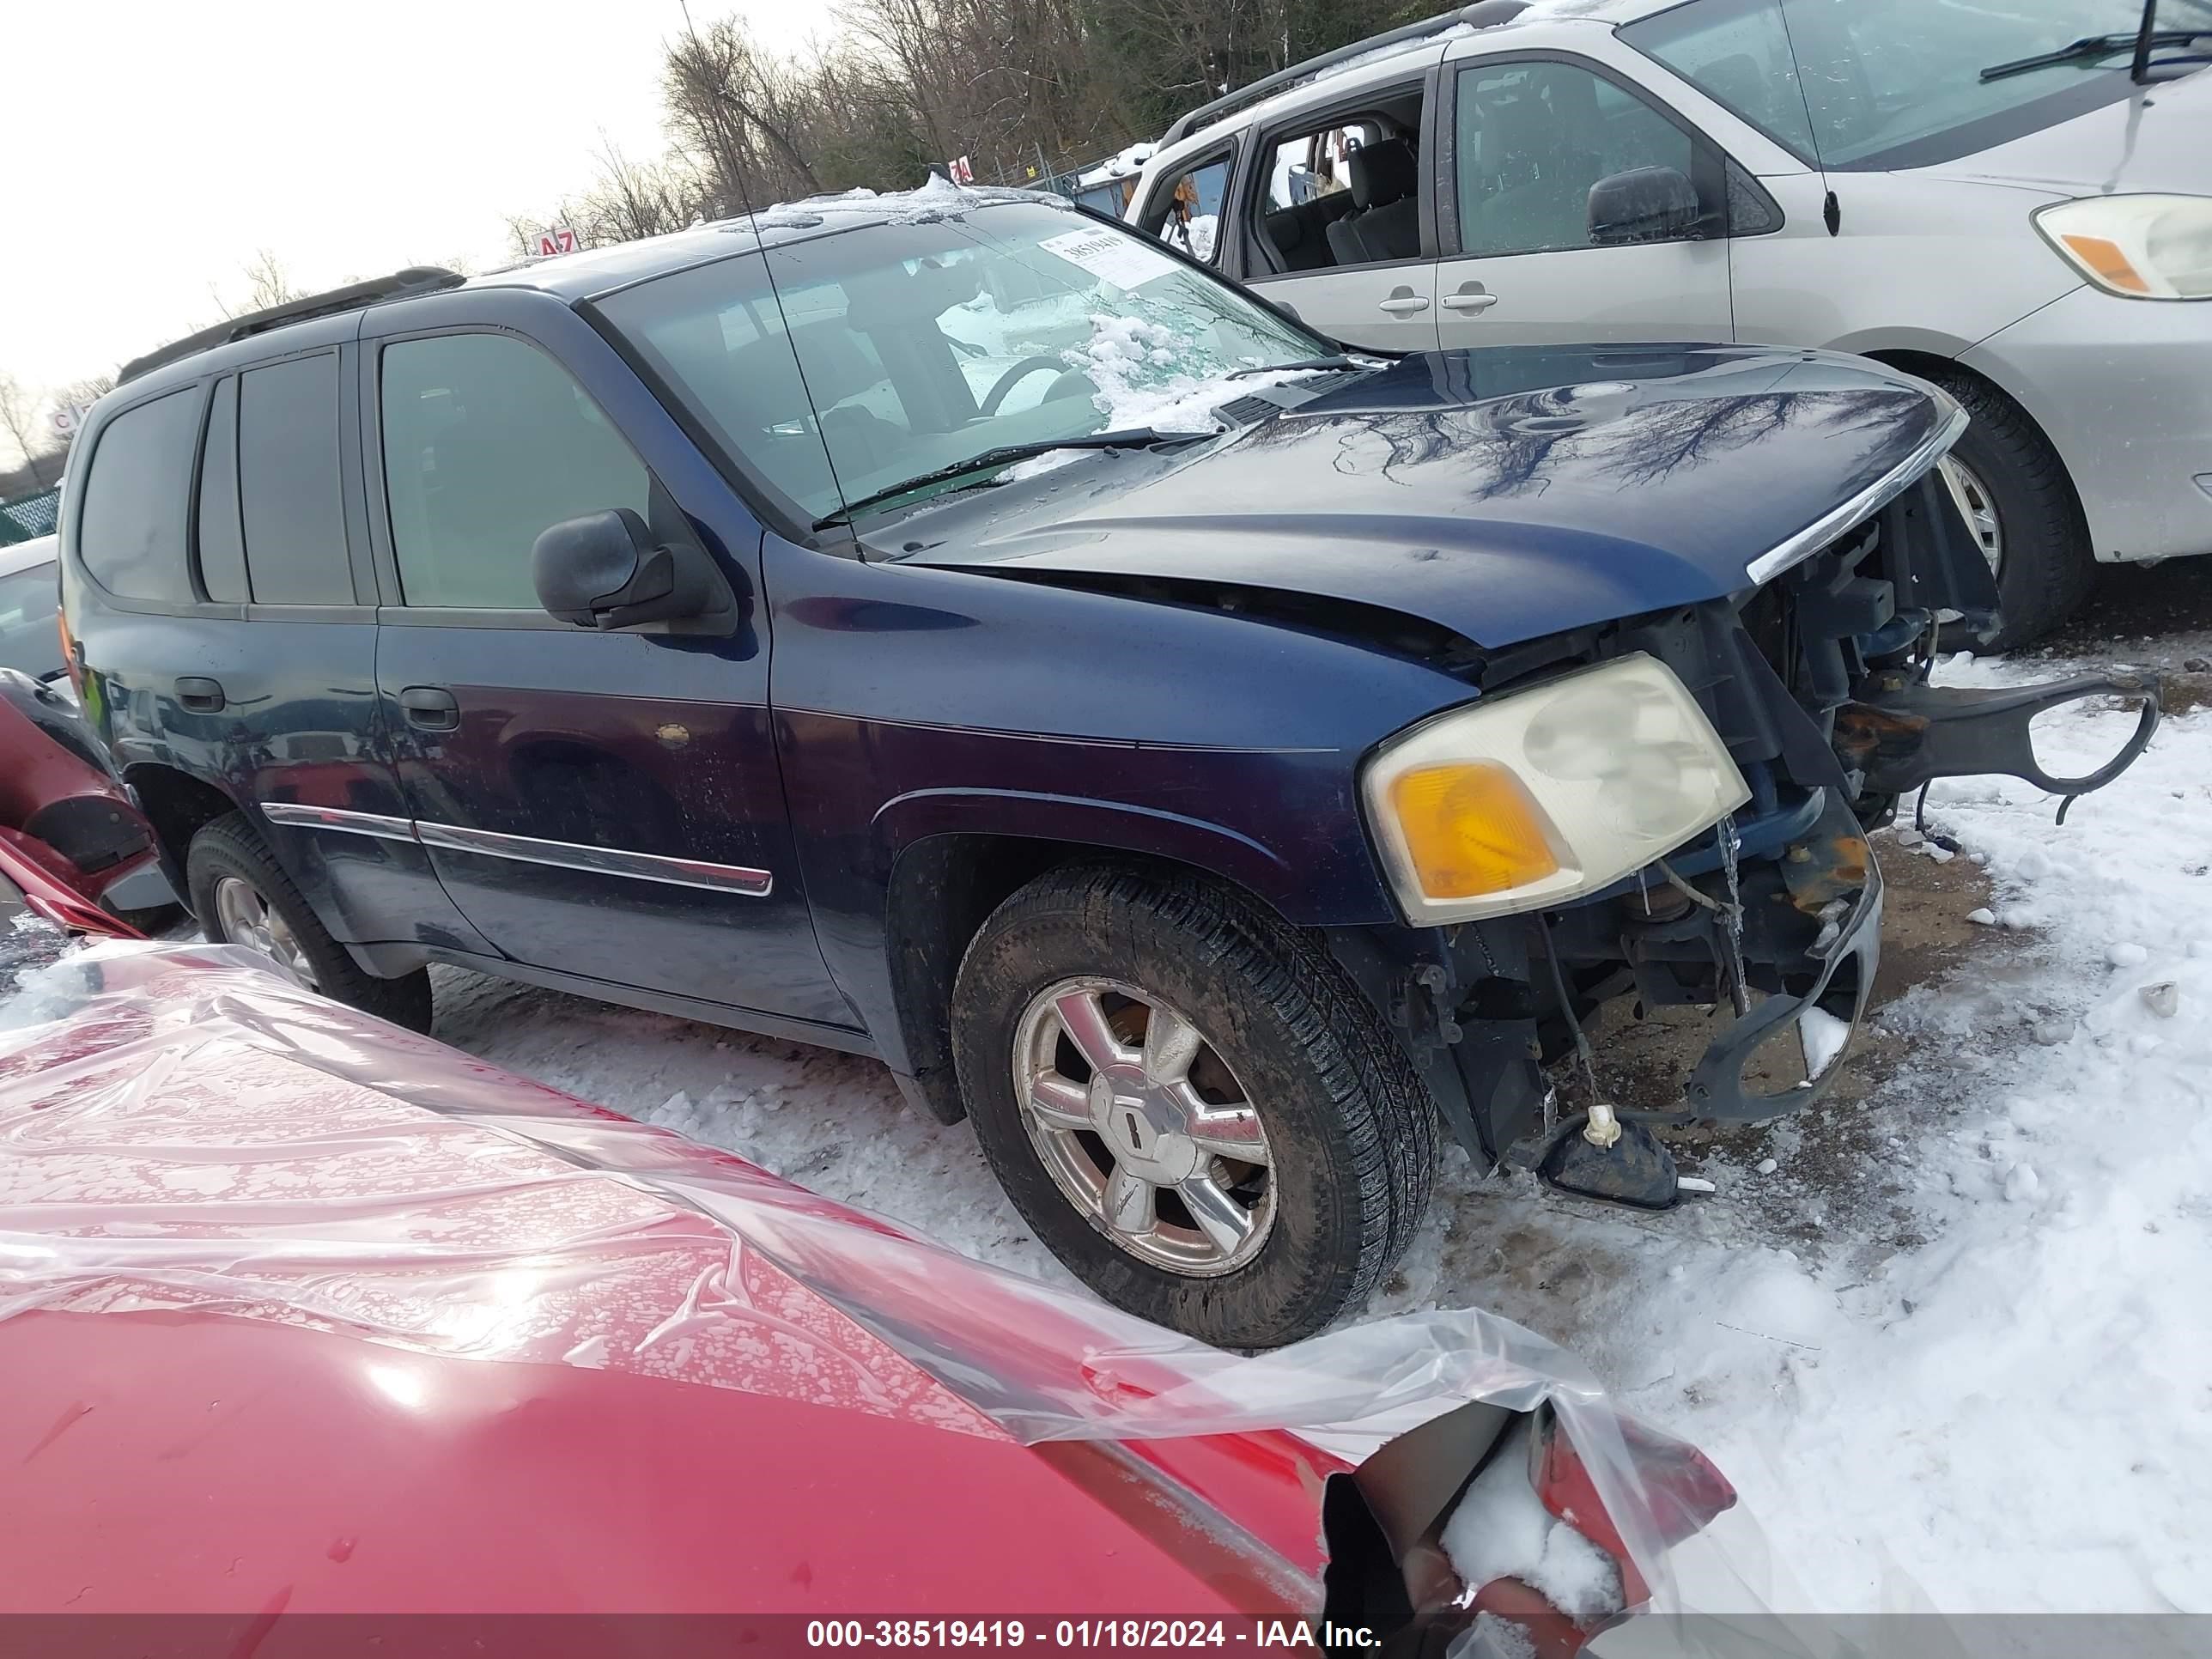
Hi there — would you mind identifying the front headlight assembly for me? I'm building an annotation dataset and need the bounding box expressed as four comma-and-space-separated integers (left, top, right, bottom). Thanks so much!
1361, 654, 1750, 925
2034, 194, 2212, 301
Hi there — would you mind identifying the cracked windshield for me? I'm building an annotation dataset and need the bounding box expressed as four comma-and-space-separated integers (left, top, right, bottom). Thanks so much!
599, 198, 1315, 523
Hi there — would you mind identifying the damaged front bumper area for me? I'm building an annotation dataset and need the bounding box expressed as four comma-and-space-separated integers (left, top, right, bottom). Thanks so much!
1331, 471, 2160, 1197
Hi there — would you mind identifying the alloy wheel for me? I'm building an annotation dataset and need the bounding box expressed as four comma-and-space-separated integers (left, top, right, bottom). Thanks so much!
1937, 455, 2004, 578
1012, 977, 1276, 1276
211, 876, 319, 988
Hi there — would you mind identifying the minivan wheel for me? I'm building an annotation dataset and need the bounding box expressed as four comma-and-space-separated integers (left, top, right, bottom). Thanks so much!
1924, 368, 2096, 650
186, 811, 434, 1032
950, 863, 1437, 1349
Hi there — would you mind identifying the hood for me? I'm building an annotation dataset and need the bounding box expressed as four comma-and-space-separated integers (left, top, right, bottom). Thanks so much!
896, 346, 1949, 649
1926, 67, 2212, 194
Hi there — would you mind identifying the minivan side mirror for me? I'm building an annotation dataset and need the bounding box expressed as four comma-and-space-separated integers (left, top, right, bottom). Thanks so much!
1588, 166, 1703, 246
532, 508, 718, 630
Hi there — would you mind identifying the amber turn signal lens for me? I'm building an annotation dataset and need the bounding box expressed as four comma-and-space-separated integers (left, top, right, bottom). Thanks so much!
1388, 762, 1561, 900
2059, 234, 2149, 295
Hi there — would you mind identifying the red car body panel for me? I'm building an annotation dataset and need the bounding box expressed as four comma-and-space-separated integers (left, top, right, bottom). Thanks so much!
0, 678, 162, 914
0, 946, 1741, 1644
0, 946, 1339, 1619
3, 1312, 1304, 1615
0, 830, 143, 939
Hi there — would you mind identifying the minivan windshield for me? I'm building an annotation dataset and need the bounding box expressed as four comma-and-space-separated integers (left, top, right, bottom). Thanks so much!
598, 199, 1324, 526
1624, 0, 2212, 169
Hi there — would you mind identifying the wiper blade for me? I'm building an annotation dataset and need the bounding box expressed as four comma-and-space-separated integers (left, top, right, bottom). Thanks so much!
813, 428, 1209, 528
1981, 28, 2206, 80
1224, 353, 1380, 380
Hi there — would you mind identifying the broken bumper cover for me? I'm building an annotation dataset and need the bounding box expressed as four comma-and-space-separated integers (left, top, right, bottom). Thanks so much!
1686, 839, 1881, 1127
1838, 671, 2163, 806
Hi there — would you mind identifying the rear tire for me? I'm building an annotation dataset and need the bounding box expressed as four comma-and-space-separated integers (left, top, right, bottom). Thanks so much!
186, 811, 434, 1032
950, 862, 1436, 1349
1925, 368, 2095, 650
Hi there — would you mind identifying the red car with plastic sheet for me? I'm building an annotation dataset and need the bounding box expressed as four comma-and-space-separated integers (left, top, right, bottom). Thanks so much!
0, 944, 1741, 1657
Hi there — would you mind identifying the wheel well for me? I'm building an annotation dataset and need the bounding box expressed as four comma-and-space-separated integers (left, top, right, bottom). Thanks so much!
1862, 350, 2075, 476
884, 835, 1279, 1126
125, 765, 237, 915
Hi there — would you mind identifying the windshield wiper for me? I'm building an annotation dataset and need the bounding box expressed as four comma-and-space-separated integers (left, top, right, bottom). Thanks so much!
813, 428, 1210, 528
1224, 354, 1380, 380
1981, 27, 2208, 81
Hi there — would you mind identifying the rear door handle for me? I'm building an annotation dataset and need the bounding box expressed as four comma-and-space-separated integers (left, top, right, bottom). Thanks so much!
399, 686, 460, 732
176, 677, 226, 713
1376, 286, 1431, 316
1442, 283, 1498, 313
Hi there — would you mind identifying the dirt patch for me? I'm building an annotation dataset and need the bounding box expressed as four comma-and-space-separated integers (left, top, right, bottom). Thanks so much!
2156, 672, 2212, 719
2039, 556, 2212, 658
1562, 834, 1998, 1115
1540, 834, 2012, 1255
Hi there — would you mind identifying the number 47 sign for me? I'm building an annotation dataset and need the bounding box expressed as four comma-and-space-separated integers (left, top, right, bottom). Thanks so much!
535, 226, 580, 258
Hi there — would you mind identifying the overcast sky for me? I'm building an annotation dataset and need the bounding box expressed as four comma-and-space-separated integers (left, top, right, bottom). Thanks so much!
2, 0, 835, 461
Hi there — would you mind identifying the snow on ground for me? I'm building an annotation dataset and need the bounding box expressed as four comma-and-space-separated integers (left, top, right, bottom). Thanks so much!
419, 646, 2212, 1614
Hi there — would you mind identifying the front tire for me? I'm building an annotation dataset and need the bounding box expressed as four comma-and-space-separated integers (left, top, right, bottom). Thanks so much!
1927, 368, 2096, 650
950, 863, 1436, 1348
186, 811, 434, 1032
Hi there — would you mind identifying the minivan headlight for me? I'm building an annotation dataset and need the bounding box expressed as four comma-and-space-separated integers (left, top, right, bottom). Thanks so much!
2033, 195, 2212, 301
1362, 654, 1750, 924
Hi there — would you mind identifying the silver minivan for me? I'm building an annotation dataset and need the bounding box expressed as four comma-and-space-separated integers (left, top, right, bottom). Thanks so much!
1130, 0, 2212, 644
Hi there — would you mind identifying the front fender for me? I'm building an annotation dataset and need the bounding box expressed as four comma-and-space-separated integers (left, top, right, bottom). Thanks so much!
872, 787, 1294, 913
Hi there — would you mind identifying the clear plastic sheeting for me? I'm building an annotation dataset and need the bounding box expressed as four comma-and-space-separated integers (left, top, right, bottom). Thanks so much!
2, 944, 1799, 1639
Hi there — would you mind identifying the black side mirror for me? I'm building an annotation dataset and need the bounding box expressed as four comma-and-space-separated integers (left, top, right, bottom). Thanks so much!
532, 508, 718, 630
1588, 166, 1702, 246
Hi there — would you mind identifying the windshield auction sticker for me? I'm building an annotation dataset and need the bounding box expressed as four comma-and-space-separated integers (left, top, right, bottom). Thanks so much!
1038, 228, 1181, 292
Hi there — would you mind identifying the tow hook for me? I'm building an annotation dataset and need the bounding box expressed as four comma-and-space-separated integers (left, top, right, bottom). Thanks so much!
1835, 671, 2160, 814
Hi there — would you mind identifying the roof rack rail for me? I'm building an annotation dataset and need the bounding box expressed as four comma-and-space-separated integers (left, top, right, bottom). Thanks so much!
117, 266, 468, 386
1158, 0, 1529, 149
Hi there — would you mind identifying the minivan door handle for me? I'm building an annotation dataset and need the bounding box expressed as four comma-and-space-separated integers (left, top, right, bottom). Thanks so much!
175, 677, 226, 713
1442, 283, 1499, 313
1376, 286, 1431, 316
398, 686, 460, 732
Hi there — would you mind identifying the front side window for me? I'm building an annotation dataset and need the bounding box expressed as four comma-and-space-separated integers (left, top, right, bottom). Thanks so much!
1624, 0, 2207, 168
1455, 60, 1699, 258
1139, 155, 1231, 263
379, 333, 651, 609
599, 201, 1317, 527
76, 388, 201, 604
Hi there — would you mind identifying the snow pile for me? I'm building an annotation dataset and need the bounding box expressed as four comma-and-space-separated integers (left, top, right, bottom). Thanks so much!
1061, 313, 1309, 434
1441, 1421, 1624, 1622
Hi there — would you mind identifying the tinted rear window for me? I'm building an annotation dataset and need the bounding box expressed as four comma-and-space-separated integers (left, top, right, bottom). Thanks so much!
238, 355, 353, 605
76, 389, 202, 603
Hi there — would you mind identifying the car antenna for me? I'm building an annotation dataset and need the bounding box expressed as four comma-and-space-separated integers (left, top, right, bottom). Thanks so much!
677, 0, 849, 518
2131, 0, 2161, 81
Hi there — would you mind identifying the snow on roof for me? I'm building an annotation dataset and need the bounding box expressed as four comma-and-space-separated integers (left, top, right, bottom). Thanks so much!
710, 174, 1045, 240
1075, 143, 1158, 189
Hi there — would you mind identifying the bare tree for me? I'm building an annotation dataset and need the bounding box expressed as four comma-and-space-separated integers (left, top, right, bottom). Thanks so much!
210, 249, 303, 319
0, 374, 58, 491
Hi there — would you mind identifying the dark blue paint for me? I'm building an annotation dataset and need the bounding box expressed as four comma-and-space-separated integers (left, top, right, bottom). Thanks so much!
60, 249, 1942, 1093
897, 346, 1943, 648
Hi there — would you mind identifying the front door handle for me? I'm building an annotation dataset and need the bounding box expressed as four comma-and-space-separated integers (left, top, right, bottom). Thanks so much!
1376, 286, 1431, 316
176, 677, 225, 713
399, 686, 460, 732
1442, 283, 1499, 313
